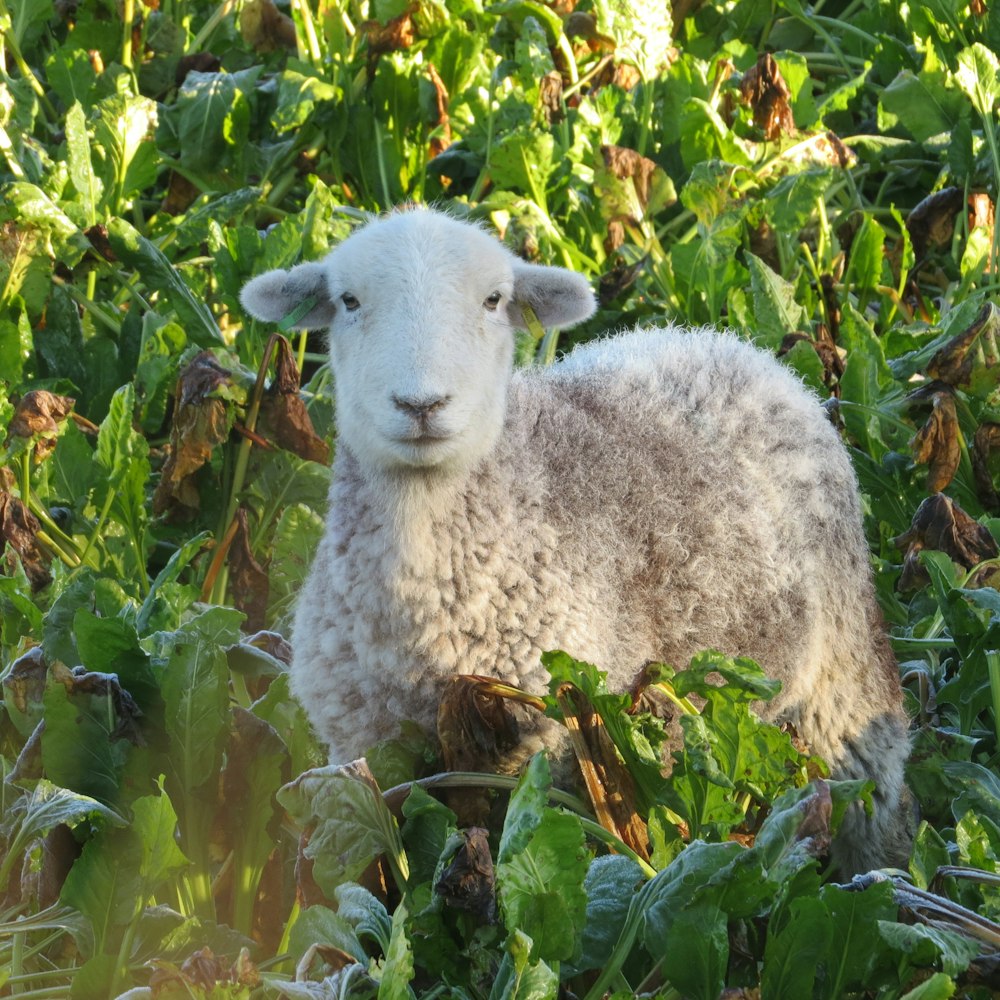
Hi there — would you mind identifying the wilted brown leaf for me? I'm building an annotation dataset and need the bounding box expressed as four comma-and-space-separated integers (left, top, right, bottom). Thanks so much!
598, 255, 646, 305
160, 170, 202, 216
907, 187, 963, 262
601, 145, 660, 209
85, 223, 115, 262
1, 645, 47, 716
363, 5, 416, 77
974, 423, 1000, 511
909, 387, 961, 493
51, 662, 145, 745
0, 491, 51, 591
175, 52, 222, 86
228, 508, 269, 630
539, 71, 563, 125
969, 191, 995, 231
926, 302, 1000, 390
153, 352, 237, 520
151, 947, 260, 992
258, 336, 330, 465
893, 493, 1000, 591
435, 827, 497, 923
7, 390, 75, 440
427, 63, 452, 157
239, 0, 296, 53
740, 53, 793, 140
437, 675, 527, 826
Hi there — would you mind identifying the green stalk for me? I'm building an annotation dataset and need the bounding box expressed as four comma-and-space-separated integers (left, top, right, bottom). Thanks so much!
121, 0, 134, 69
987, 650, 1000, 752
27, 492, 85, 560
9, 927, 23, 996
71, 487, 116, 582
0, 0, 56, 120
190, 0, 237, 52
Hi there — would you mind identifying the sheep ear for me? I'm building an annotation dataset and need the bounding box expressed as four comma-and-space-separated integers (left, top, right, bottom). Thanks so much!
509, 260, 596, 329
240, 261, 336, 330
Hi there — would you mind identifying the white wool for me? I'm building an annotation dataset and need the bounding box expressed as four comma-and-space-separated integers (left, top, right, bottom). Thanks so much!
241, 208, 912, 873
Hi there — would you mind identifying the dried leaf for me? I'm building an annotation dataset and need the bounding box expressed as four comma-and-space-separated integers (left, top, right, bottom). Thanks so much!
969, 191, 995, 231
739, 53, 794, 140
2, 645, 47, 716
175, 52, 222, 86
427, 63, 452, 157
926, 302, 1000, 388
435, 827, 497, 922
436, 675, 524, 826
539, 71, 564, 125
259, 337, 330, 465
910, 388, 961, 493
228, 508, 269, 636
0, 491, 51, 591
556, 684, 650, 861
906, 187, 963, 261
150, 947, 260, 991
974, 422, 1000, 511
7, 390, 75, 440
598, 255, 646, 305
153, 351, 237, 519
893, 493, 999, 590
239, 0, 296, 53
363, 5, 416, 75
601, 145, 660, 209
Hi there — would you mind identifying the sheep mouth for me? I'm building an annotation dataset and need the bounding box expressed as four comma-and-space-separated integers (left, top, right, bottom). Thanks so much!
396, 433, 451, 446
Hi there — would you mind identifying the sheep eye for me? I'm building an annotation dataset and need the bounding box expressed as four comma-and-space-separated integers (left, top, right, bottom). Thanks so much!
341, 292, 360, 312
484, 291, 502, 311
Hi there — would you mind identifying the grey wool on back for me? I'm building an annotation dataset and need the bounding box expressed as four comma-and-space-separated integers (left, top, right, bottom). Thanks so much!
241, 207, 912, 874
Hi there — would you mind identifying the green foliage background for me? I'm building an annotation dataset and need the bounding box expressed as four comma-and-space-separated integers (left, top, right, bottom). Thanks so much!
3, 0, 1000, 996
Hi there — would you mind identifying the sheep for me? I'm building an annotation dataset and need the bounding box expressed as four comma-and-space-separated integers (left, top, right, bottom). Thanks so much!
240, 206, 912, 873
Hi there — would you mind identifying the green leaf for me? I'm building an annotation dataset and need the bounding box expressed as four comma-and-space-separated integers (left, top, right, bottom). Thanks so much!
879, 69, 965, 141
106, 217, 222, 346
746, 253, 808, 348
40, 678, 130, 806
496, 809, 589, 963
65, 101, 101, 225
158, 607, 243, 796
898, 973, 957, 1000
377, 901, 414, 1000
497, 752, 551, 864
288, 905, 366, 966
569, 855, 645, 975
60, 787, 190, 957
845, 215, 887, 292
488, 929, 559, 1000
816, 879, 897, 999
955, 43, 1000, 120
0, 780, 125, 893
762, 895, 831, 999
877, 921, 979, 977
278, 763, 408, 895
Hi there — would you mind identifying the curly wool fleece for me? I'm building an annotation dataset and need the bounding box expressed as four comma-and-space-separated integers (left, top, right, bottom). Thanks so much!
241, 208, 911, 873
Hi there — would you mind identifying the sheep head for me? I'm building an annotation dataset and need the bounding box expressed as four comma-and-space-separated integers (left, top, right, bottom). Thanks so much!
241, 208, 595, 474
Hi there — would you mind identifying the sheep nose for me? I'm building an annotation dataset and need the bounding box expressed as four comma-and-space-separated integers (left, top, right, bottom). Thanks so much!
391, 394, 449, 418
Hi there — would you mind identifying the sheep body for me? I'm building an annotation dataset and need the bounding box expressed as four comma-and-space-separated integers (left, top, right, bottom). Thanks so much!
241, 209, 911, 872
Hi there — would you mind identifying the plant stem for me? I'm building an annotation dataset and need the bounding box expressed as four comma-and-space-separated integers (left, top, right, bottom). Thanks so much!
987, 650, 1000, 753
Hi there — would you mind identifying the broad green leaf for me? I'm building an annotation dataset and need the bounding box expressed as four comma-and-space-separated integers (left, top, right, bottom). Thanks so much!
747, 253, 808, 347
288, 905, 366, 966
266, 502, 326, 628
158, 607, 243, 797
496, 809, 589, 963
60, 788, 190, 957
40, 679, 130, 806
877, 921, 979, 977
845, 215, 887, 292
879, 69, 965, 141
278, 764, 408, 895
334, 883, 394, 953
497, 752, 551, 863
0, 780, 125, 893
106, 218, 222, 345
569, 854, 645, 975
955, 43, 1000, 120
92, 93, 158, 212
816, 879, 897, 999
762, 895, 831, 999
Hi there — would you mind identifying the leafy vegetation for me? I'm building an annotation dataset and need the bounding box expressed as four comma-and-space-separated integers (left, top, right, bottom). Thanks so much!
3, 0, 1000, 996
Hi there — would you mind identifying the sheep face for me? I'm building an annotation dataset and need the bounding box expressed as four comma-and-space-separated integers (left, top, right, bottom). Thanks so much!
241, 209, 595, 475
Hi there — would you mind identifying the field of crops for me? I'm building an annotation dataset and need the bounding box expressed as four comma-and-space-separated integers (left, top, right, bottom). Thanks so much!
3, 0, 1000, 996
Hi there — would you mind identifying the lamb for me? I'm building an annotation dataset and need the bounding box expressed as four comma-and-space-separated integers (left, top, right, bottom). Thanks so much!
240, 206, 912, 873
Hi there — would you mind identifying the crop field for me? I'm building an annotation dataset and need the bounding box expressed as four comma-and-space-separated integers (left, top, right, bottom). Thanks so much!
2, 0, 1000, 996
